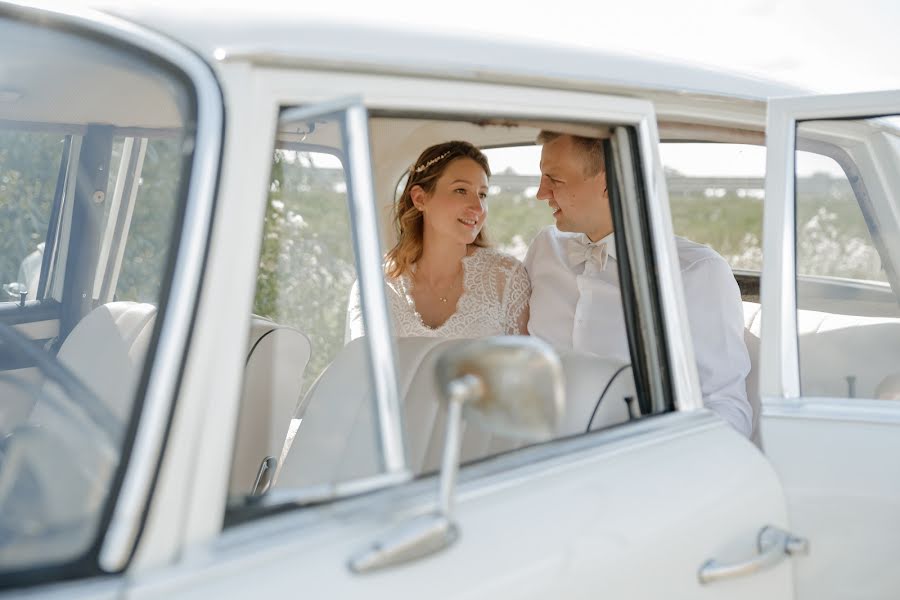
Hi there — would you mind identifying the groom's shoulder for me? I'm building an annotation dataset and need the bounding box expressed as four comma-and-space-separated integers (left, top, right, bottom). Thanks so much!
524, 226, 576, 273
528, 225, 569, 252
674, 235, 732, 276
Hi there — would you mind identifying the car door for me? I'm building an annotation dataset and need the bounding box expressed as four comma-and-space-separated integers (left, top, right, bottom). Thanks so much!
761, 91, 900, 600
121, 66, 797, 598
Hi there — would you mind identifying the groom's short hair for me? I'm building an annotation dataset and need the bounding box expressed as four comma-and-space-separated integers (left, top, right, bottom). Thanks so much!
536, 131, 604, 178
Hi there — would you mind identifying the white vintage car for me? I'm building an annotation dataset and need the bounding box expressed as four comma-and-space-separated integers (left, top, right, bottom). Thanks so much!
1, 2, 899, 599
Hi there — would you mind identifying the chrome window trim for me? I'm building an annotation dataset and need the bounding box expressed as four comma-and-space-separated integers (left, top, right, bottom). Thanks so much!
49, 136, 82, 302
610, 127, 668, 413
93, 136, 134, 301
634, 118, 704, 412
0, 3, 225, 572
280, 99, 407, 477
762, 90, 900, 400
100, 138, 148, 303
97, 29, 222, 575
764, 397, 900, 425
343, 104, 407, 474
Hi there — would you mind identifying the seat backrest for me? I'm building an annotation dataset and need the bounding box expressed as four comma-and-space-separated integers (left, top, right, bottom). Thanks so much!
276, 336, 638, 488
875, 373, 900, 400
742, 300, 900, 422
229, 317, 311, 497
557, 351, 635, 436
43, 301, 157, 425
795, 309, 900, 398
22, 301, 156, 528
742, 301, 763, 444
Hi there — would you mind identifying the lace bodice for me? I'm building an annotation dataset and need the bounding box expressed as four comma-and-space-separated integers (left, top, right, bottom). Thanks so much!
347, 247, 531, 340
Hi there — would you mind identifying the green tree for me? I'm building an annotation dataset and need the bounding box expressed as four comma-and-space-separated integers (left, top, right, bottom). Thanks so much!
0, 131, 64, 287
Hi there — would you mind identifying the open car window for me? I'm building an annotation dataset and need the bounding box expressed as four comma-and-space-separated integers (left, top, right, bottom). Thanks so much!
660, 142, 766, 273
226, 110, 713, 522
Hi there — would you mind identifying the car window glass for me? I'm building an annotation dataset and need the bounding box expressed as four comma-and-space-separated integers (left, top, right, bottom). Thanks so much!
229, 115, 381, 508
0, 16, 196, 578
659, 142, 766, 275
796, 150, 886, 284
114, 138, 183, 303
0, 130, 65, 302
794, 118, 900, 400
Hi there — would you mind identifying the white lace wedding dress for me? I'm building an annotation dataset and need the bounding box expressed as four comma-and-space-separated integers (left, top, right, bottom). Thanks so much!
347, 247, 531, 340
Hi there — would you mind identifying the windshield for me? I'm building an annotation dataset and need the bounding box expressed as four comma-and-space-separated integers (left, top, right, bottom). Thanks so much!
0, 14, 195, 576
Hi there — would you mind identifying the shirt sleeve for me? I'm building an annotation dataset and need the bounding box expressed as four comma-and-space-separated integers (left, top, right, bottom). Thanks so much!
345, 279, 365, 343
681, 255, 753, 437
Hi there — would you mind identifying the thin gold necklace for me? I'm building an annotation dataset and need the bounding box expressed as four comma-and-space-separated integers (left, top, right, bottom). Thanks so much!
417, 266, 462, 303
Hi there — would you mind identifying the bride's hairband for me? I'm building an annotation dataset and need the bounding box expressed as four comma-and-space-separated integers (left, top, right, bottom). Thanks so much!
413, 151, 451, 173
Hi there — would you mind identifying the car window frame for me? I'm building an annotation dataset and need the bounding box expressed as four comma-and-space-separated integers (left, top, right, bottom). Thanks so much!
0, 3, 223, 588
762, 90, 900, 402
231, 75, 701, 525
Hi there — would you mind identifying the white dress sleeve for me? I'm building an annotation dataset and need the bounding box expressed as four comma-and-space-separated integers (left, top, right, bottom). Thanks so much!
499, 256, 532, 335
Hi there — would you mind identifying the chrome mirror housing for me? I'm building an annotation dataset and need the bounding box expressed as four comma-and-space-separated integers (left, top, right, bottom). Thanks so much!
435, 335, 564, 440
349, 336, 565, 574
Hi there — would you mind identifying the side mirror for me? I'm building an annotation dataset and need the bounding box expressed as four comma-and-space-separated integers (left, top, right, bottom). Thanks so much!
349, 336, 564, 574
435, 336, 564, 440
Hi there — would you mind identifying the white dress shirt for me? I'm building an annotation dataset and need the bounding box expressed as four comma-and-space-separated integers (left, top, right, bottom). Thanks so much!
525, 226, 752, 436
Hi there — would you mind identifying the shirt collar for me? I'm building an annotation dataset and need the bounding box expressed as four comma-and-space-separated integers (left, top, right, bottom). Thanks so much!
576, 231, 617, 261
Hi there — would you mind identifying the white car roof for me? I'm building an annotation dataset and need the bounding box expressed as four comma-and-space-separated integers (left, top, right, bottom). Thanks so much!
100, 4, 806, 102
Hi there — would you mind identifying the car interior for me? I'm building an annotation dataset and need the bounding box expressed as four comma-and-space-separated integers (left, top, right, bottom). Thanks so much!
232, 112, 900, 501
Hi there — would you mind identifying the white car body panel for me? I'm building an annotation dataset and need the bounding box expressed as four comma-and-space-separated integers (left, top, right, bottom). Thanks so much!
128, 415, 791, 600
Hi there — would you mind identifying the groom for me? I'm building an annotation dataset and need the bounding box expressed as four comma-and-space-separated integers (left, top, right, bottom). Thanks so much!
524, 131, 752, 436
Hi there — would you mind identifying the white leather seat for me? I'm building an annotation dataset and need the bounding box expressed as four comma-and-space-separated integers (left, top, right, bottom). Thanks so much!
36, 301, 157, 425
742, 300, 900, 409
742, 301, 763, 444
12, 302, 156, 534
276, 336, 638, 489
229, 317, 311, 497
875, 373, 900, 400
795, 310, 900, 399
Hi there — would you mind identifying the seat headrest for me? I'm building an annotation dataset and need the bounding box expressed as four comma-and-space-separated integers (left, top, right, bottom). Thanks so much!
875, 374, 900, 400
55, 301, 157, 423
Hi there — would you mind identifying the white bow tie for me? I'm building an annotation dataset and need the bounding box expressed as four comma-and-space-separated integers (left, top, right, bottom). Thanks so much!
567, 237, 609, 271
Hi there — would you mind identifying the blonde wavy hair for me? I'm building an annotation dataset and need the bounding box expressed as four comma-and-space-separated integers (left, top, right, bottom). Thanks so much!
385, 141, 491, 279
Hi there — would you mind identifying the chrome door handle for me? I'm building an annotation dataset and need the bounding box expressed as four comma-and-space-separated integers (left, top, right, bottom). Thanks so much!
698, 526, 809, 584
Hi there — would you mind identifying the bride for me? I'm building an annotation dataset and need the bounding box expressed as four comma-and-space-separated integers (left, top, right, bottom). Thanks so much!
347, 140, 530, 340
